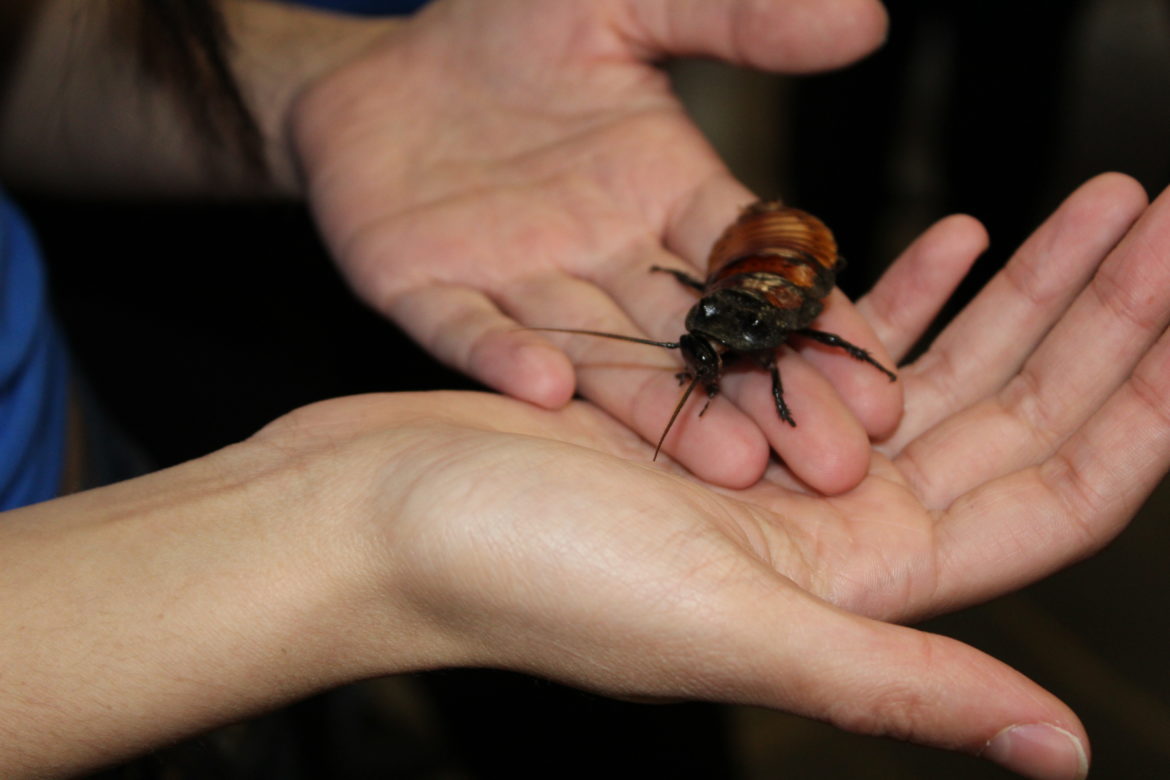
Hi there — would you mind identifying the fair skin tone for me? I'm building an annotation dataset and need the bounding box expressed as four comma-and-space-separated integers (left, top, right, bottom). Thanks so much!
3, 172, 1162, 780
289, 0, 902, 491
2, 0, 898, 491
0, 2, 1166, 779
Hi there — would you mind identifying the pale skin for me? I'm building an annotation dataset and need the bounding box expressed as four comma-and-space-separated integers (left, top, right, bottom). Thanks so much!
3, 173, 1163, 780
0, 2, 1167, 779
2, 0, 899, 491
289, 0, 903, 492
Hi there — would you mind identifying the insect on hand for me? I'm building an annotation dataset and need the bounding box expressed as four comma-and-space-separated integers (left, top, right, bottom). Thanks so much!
538, 202, 897, 459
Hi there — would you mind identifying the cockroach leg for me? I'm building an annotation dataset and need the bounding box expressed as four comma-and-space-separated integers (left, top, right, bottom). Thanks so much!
650, 265, 706, 292
698, 382, 719, 417
797, 328, 897, 382
767, 359, 797, 427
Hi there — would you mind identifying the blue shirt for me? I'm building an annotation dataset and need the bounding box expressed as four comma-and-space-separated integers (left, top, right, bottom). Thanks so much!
1, 2, 429, 510
0, 191, 68, 510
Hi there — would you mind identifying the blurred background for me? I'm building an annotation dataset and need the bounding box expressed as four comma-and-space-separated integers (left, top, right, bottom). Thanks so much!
15, 0, 1170, 777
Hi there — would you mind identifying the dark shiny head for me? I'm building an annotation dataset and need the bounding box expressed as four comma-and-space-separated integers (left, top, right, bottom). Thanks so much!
679, 333, 722, 381
525, 328, 725, 462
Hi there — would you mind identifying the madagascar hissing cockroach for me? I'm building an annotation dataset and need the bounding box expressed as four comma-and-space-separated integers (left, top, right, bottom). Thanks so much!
539, 201, 896, 459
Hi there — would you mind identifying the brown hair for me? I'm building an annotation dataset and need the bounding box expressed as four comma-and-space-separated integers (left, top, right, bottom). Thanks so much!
127, 0, 267, 179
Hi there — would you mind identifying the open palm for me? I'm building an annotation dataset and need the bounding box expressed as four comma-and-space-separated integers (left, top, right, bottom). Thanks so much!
416, 172, 1161, 628
260, 174, 1164, 779
746, 173, 1164, 623
291, 0, 896, 491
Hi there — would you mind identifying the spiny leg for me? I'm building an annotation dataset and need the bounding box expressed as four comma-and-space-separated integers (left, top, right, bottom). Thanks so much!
650, 265, 706, 292
766, 357, 796, 427
699, 383, 718, 417
798, 328, 897, 382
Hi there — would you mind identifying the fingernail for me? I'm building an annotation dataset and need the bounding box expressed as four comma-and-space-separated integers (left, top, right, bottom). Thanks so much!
982, 723, 1089, 780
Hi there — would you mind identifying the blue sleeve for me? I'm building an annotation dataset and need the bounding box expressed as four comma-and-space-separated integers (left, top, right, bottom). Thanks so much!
0, 190, 69, 511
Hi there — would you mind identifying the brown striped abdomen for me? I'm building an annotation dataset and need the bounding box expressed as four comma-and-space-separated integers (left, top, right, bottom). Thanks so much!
705, 202, 839, 304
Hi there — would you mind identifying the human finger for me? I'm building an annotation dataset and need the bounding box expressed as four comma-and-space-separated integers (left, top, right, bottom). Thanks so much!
793, 288, 902, 438
386, 283, 577, 409
468, 550, 1089, 780
616, 0, 889, 73
857, 213, 988, 363
891, 173, 1147, 451
515, 277, 876, 495
896, 179, 1169, 507
930, 305, 1170, 613
715, 599, 1090, 780
720, 352, 873, 494
507, 271, 771, 488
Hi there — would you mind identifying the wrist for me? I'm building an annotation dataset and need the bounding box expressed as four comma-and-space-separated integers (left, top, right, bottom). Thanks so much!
0, 435, 389, 774
240, 395, 479, 677
224, 1, 403, 196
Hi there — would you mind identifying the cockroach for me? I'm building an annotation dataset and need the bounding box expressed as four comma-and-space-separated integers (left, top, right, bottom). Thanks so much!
540, 201, 896, 459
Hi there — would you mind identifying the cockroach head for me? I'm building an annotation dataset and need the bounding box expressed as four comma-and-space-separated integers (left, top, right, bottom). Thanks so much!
678, 334, 721, 382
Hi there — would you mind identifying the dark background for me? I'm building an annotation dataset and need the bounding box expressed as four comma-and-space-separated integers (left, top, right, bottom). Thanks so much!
15, 0, 1170, 777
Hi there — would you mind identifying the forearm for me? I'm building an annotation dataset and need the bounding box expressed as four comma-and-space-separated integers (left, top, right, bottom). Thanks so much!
0, 440, 386, 777
0, 0, 399, 197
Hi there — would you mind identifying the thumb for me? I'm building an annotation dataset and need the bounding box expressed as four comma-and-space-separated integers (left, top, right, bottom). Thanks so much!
615, 0, 889, 72
685, 585, 1090, 780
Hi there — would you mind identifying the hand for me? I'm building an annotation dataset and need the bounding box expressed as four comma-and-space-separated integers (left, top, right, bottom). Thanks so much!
290, 0, 896, 491
6, 175, 1159, 778
263, 173, 1159, 780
